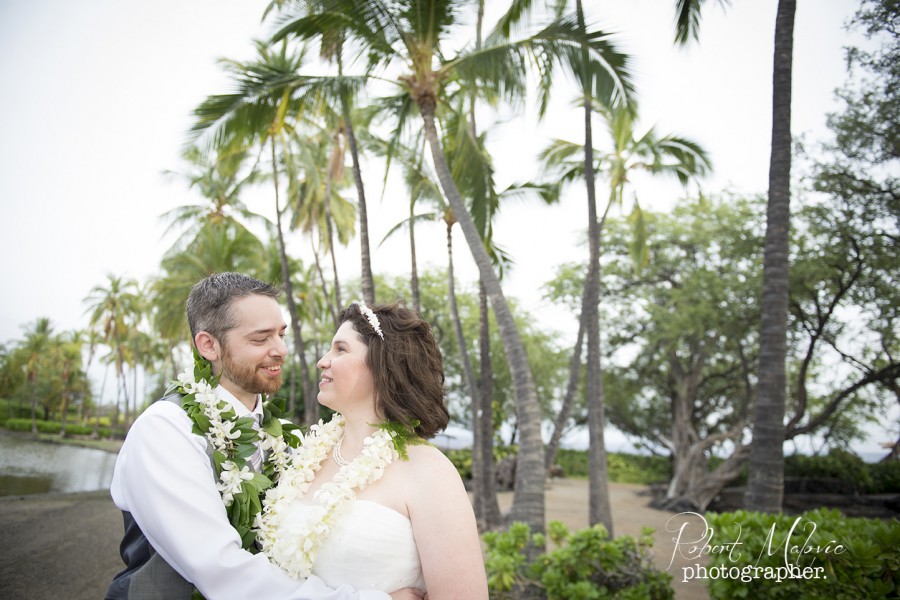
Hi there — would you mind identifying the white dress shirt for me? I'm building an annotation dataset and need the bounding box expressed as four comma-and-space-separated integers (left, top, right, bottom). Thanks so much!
110, 386, 389, 600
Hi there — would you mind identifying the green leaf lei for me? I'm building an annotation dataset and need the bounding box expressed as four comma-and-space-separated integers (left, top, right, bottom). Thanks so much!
171, 348, 302, 553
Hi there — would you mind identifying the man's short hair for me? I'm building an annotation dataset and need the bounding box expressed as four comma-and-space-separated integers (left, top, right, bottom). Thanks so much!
186, 272, 281, 343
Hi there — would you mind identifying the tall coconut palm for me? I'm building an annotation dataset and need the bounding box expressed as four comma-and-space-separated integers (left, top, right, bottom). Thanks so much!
16, 318, 53, 435
150, 221, 270, 346
273, 0, 632, 538
54, 331, 86, 438
539, 109, 710, 466
189, 40, 328, 426
84, 275, 141, 436
674, 0, 797, 513
486, 0, 637, 531
285, 125, 358, 323
744, 0, 796, 513
160, 145, 266, 255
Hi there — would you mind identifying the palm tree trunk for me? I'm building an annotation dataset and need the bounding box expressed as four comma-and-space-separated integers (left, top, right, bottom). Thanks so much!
476, 277, 502, 529
746, 0, 796, 513
325, 133, 343, 312
59, 364, 71, 438
545, 313, 585, 471
445, 218, 491, 524
576, 0, 614, 533
418, 99, 545, 538
409, 197, 421, 314
271, 137, 316, 427
467, 1, 501, 532
29, 373, 38, 436
446, 219, 480, 413
337, 50, 375, 304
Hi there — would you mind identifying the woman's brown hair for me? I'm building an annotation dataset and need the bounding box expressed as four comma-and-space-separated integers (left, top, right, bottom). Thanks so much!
338, 301, 449, 438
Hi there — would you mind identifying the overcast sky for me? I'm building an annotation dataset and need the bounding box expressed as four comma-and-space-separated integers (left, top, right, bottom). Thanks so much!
3, 1, 890, 453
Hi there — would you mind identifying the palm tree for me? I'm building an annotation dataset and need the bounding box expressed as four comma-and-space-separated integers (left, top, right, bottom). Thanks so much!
84, 275, 141, 436
160, 145, 266, 255
151, 221, 270, 343
538, 105, 711, 476
273, 0, 632, 539
674, 0, 798, 513
189, 41, 320, 423
285, 125, 358, 323
54, 331, 86, 438
188, 40, 368, 425
16, 318, 53, 435
744, 0, 796, 513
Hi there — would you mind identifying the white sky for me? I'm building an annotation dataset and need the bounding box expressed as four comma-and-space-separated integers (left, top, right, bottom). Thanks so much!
3, 1, 892, 454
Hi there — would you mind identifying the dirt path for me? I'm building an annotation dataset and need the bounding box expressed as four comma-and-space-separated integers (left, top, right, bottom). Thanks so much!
0, 481, 708, 599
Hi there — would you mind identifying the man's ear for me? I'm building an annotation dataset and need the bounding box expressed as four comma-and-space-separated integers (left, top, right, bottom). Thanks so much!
194, 331, 221, 362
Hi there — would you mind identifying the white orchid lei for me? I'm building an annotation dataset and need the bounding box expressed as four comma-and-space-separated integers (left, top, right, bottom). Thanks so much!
171, 349, 301, 551
254, 413, 420, 579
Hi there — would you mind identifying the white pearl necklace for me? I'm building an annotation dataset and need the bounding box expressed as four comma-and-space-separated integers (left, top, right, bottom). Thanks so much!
332, 435, 351, 466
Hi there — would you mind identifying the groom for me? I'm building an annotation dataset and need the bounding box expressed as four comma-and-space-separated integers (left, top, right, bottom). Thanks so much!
106, 272, 421, 600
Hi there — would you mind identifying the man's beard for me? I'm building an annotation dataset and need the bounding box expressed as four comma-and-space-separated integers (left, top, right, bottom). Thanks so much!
220, 346, 283, 396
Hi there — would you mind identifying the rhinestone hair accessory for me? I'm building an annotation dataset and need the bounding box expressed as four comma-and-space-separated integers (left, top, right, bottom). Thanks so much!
357, 301, 384, 340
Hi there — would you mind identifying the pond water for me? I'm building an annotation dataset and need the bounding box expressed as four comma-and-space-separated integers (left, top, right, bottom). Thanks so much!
0, 431, 117, 496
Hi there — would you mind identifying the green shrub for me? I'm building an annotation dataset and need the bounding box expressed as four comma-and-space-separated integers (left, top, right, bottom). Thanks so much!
0, 399, 32, 420
443, 446, 519, 481
3, 418, 112, 438
4, 418, 61, 434
702, 508, 900, 599
784, 448, 874, 492
554, 449, 671, 484
607, 453, 671, 484
483, 521, 674, 600
867, 460, 900, 494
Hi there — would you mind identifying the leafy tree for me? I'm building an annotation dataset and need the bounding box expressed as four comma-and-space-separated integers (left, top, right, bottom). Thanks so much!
587, 195, 764, 510
790, 0, 900, 459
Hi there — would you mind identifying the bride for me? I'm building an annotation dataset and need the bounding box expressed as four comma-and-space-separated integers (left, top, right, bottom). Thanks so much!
256, 302, 489, 599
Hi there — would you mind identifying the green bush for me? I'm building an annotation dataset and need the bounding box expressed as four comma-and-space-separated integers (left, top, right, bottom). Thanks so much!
703, 508, 900, 599
868, 461, 900, 494
607, 453, 671, 484
554, 449, 671, 484
3, 418, 112, 438
443, 445, 519, 481
0, 399, 32, 420
784, 448, 874, 492
483, 521, 674, 600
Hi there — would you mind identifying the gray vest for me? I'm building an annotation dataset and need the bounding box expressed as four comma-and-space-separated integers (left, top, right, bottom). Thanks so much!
106, 394, 214, 600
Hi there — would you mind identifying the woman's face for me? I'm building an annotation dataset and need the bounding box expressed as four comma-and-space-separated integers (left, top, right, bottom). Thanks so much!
316, 320, 375, 412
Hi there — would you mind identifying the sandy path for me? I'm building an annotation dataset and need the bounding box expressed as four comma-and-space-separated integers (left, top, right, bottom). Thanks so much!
0, 481, 708, 599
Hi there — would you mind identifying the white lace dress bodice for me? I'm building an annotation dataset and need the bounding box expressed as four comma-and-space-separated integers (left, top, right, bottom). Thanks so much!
277, 499, 426, 593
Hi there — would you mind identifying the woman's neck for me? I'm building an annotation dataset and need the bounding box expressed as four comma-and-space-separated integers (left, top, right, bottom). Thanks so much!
339, 409, 381, 454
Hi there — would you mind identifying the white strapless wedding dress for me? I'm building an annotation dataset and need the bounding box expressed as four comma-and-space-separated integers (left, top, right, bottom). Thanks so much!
278, 499, 426, 594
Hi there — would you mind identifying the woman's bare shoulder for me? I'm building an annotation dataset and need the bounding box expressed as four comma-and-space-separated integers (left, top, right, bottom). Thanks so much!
403, 443, 462, 480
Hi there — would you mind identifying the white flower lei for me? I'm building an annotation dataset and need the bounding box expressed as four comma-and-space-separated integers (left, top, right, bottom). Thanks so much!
171, 352, 301, 553
175, 367, 294, 503
254, 413, 400, 579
